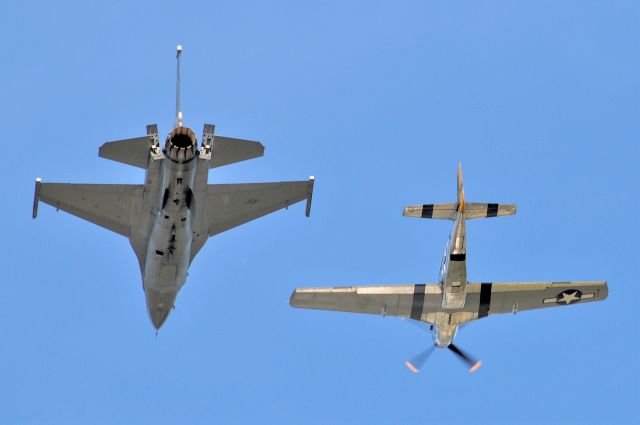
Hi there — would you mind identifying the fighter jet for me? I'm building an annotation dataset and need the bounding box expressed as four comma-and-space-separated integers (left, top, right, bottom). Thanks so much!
290, 164, 606, 372
33, 46, 315, 329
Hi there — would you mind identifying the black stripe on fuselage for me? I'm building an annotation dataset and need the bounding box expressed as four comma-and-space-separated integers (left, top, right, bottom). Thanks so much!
421, 204, 434, 218
478, 282, 492, 318
450, 253, 466, 261
487, 203, 499, 217
410, 284, 426, 320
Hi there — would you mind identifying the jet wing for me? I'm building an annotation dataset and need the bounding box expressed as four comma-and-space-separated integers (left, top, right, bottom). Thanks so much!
33, 180, 143, 237
203, 179, 314, 237
290, 281, 607, 321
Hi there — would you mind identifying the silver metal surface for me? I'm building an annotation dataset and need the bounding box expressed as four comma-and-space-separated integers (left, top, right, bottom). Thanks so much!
33, 48, 314, 329
291, 164, 607, 351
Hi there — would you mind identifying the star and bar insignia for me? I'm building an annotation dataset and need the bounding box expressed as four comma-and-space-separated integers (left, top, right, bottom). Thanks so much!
543, 289, 595, 305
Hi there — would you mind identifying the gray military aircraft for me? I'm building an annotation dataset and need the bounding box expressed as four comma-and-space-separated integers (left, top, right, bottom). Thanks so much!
33, 46, 315, 329
290, 164, 606, 372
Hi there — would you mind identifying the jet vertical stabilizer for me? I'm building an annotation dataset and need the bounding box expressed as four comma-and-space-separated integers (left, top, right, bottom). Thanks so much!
175, 44, 183, 128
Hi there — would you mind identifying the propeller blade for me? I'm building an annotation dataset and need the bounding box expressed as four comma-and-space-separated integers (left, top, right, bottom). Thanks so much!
447, 343, 482, 373
404, 345, 436, 373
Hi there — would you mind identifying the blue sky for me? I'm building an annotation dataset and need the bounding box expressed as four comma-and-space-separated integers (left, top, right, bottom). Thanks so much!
2, 0, 638, 423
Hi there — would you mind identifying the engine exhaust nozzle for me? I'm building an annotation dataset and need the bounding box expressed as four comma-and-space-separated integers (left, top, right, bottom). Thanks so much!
165, 127, 197, 162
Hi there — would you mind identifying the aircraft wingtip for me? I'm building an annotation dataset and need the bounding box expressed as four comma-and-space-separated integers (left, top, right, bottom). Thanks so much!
32, 178, 42, 219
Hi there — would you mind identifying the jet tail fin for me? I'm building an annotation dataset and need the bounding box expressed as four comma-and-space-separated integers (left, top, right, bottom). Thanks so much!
175, 45, 183, 128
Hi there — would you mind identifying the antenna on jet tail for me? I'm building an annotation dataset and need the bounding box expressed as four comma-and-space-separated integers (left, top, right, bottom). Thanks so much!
175, 44, 183, 128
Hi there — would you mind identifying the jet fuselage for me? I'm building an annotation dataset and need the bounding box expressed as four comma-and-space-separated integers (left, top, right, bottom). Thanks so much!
143, 126, 204, 328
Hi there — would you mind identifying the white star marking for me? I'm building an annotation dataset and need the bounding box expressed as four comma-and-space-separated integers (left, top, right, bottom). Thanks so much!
559, 291, 580, 304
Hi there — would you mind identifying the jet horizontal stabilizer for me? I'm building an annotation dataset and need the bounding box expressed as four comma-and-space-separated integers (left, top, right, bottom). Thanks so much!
99, 135, 152, 168
210, 135, 265, 168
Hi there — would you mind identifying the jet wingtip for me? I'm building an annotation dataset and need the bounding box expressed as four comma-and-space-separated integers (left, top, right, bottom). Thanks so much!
32, 178, 42, 219
305, 177, 315, 217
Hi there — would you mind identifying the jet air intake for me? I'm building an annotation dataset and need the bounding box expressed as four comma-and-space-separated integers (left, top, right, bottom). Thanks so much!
165, 126, 197, 162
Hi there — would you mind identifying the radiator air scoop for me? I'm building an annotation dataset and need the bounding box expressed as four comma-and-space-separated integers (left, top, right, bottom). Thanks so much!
165, 126, 197, 162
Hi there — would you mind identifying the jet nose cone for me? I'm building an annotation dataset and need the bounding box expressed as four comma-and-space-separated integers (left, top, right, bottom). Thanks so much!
146, 289, 178, 330
149, 306, 172, 330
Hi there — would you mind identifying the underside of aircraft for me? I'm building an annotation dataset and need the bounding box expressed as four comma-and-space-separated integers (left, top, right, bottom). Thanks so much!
33, 46, 315, 329
290, 164, 607, 372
